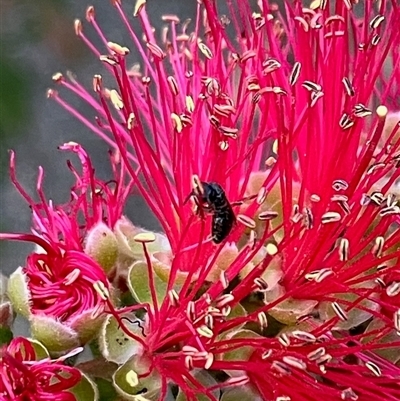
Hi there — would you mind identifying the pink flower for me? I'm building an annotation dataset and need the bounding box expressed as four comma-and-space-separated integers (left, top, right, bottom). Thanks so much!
1, 144, 119, 351
47, 0, 400, 399
0, 337, 81, 401
5, 142, 132, 251
24, 249, 107, 321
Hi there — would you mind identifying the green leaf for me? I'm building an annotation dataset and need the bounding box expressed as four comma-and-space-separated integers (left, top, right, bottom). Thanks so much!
222, 329, 262, 365
152, 259, 192, 286
363, 319, 400, 363
218, 302, 247, 335
99, 314, 144, 364
220, 386, 262, 401
96, 378, 118, 401
89, 339, 103, 358
265, 284, 317, 325
205, 243, 239, 282
227, 303, 247, 321
0, 326, 13, 345
70, 372, 99, 401
113, 355, 161, 400
318, 281, 380, 330
220, 329, 263, 379
128, 261, 167, 306
176, 370, 220, 401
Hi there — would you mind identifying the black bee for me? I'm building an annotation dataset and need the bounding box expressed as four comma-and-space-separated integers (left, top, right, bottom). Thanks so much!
186, 181, 236, 244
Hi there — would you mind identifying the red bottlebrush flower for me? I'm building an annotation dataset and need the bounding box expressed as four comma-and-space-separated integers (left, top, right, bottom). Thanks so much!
0, 143, 120, 351
51, 0, 400, 400
6, 142, 132, 250
0, 337, 81, 400
24, 249, 107, 321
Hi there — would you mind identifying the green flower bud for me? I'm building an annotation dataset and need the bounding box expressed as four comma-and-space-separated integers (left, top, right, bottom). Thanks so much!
7, 267, 31, 318
85, 222, 119, 274
114, 217, 170, 260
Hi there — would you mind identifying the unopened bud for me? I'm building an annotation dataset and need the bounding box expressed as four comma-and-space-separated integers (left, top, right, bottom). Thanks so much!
84, 222, 119, 273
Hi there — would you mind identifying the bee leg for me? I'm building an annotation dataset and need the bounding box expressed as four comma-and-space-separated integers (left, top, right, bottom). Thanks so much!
184, 191, 208, 220
195, 205, 206, 219
183, 190, 195, 205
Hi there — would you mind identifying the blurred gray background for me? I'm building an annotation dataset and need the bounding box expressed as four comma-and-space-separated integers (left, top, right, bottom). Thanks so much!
0, 0, 205, 276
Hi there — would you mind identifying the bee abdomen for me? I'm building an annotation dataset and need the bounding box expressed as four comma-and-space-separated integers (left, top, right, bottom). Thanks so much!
212, 209, 235, 244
